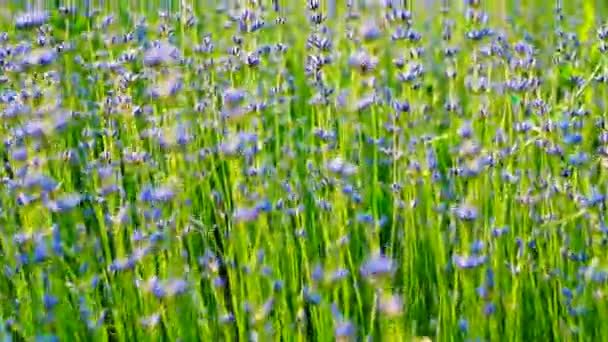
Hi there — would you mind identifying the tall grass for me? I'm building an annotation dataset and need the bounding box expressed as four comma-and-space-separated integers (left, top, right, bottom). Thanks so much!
1, 1, 608, 341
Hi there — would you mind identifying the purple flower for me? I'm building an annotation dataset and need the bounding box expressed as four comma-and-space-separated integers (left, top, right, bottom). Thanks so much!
219, 313, 235, 324
379, 294, 404, 317
470, 240, 485, 254
36, 334, 58, 342
233, 206, 260, 223
477, 286, 489, 299
328, 268, 350, 283
33, 240, 48, 263
22, 49, 56, 67
303, 286, 321, 304
165, 278, 189, 297
223, 88, 247, 109
312, 263, 324, 281
140, 313, 161, 328
48, 193, 82, 212
453, 204, 479, 221
360, 254, 396, 280
15, 11, 49, 29
139, 185, 175, 203
143, 41, 179, 66
43, 293, 58, 311
458, 318, 468, 332
563, 133, 582, 145
452, 254, 487, 269
360, 21, 382, 41
335, 321, 356, 338
327, 157, 357, 177
347, 50, 378, 74
483, 302, 496, 316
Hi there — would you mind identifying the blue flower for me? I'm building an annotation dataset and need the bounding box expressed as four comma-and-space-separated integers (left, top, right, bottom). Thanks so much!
360, 254, 396, 280
35, 335, 58, 342
458, 318, 469, 332
15, 11, 49, 29
563, 133, 582, 145
483, 302, 496, 316
453, 204, 479, 221
335, 321, 355, 338
233, 206, 260, 223
50, 193, 82, 212
452, 254, 487, 269
43, 293, 58, 311
33, 241, 48, 263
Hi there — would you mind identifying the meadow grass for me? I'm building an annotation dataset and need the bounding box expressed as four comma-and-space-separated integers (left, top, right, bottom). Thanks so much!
1, 1, 608, 341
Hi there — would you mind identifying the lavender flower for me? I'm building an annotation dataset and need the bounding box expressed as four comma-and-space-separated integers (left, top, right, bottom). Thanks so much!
15, 11, 49, 29
327, 157, 357, 177
348, 50, 378, 74
379, 294, 404, 317
223, 88, 247, 109
335, 321, 356, 339
452, 254, 487, 269
143, 41, 179, 66
233, 206, 260, 223
360, 254, 396, 281
360, 21, 382, 41
453, 204, 479, 221
22, 48, 56, 67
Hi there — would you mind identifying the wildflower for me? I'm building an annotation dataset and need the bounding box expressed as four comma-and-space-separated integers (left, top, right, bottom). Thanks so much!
143, 41, 179, 66
36, 334, 58, 342
213, 276, 225, 288
43, 293, 58, 311
20, 173, 57, 193
165, 278, 189, 297
486, 267, 495, 288
360, 254, 396, 281
354, 95, 376, 111
46, 193, 82, 212
148, 74, 183, 99
327, 268, 350, 284
348, 50, 378, 74
223, 88, 247, 109
219, 313, 235, 324
458, 121, 473, 139
273, 280, 284, 292
379, 294, 404, 317
327, 157, 357, 177
109, 258, 135, 273
22, 48, 56, 67
356, 212, 374, 224
563, 133, 582, 145
458, 318, 469, 332
568, 152, 588, 166
452, 254, 487, 269
453, 204, 479, 221
139, 185, 175, 203
470, 240, 485, 254
303, 286, 321, 304
139, 312, 160, 328
15, 11, 49, 29
233, 206, 260, 223
360, 21, 382, 41
312, 263, 324, 281
335, 321, 356, 339
483, 302, 496, 316
33, 240, 48, 263
477, 286, 489, 299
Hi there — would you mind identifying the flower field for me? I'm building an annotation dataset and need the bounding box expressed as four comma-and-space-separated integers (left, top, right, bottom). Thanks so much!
1, 1, 608, 341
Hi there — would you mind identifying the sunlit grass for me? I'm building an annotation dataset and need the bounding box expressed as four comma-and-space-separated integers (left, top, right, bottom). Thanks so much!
1, 1, 608, 341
